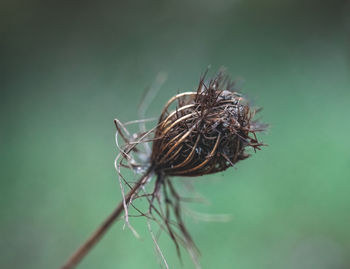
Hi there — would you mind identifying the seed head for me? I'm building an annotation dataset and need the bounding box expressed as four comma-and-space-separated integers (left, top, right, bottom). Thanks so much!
113, 71, 266, 268
151, 72, 264, 177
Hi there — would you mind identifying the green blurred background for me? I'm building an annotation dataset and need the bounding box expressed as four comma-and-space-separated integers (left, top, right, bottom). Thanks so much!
2, 0, 350, 268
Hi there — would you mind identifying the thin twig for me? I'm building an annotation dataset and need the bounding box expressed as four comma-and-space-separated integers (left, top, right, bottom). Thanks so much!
61, 168, 153, 269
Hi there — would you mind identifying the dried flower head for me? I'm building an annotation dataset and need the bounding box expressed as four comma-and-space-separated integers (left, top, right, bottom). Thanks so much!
151, 72, 264, 177
111, 71, 266, 268
62, 70, 266, 269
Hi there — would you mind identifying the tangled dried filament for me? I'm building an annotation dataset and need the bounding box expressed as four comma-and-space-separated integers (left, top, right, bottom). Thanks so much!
114, 72, 265, 268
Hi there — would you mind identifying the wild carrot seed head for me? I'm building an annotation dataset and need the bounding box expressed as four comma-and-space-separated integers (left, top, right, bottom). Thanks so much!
151, 72, 265, 177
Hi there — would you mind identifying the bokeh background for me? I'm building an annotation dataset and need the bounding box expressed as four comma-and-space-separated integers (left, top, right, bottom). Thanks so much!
2, 0, 350, 268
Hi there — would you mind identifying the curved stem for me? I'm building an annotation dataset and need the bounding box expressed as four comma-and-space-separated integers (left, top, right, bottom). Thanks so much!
61, 168, 153, 269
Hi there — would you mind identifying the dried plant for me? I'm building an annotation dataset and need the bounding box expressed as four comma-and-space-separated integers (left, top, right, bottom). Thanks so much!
61, 71, 266, 269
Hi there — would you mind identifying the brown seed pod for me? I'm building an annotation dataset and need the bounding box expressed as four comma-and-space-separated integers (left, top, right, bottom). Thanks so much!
61, 71, 266, 269
137, 72, 266, 266
151, 72, 264, 177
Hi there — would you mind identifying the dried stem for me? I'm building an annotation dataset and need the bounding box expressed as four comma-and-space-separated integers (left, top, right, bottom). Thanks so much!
61, 168, 153, 269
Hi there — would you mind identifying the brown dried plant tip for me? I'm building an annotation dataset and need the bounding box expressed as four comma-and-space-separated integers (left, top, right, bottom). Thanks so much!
152, 72, 265, 177
114, 71, 266, 266
61, 71, 266, 269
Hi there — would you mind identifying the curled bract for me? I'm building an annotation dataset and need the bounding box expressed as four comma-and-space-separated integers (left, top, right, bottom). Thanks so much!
151, 73, 264, 177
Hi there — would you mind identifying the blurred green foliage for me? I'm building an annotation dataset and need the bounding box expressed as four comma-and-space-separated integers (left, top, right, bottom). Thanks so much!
2, 0, 350, 268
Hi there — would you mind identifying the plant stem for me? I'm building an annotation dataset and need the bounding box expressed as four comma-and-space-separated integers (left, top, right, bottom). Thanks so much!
61, 169, 153, 269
